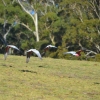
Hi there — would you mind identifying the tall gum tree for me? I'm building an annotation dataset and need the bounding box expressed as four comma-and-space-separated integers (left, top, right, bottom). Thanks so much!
17, 0, 39, 42
16, 0, 56, 42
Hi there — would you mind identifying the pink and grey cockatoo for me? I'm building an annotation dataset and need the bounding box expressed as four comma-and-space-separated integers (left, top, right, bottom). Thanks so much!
41, 45, 57, 56
64, 50, 82, 57
26, 49, 42, 63
44, 45, 57, 52
4, 45, 20, 60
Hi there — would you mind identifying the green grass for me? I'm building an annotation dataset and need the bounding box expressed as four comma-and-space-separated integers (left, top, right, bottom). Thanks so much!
0, 54, 100, 100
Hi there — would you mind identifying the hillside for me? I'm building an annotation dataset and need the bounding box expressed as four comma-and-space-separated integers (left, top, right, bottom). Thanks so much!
0, 54, 100, 100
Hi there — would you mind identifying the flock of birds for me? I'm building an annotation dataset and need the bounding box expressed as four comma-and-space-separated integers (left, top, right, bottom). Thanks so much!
4, 44, 83, 63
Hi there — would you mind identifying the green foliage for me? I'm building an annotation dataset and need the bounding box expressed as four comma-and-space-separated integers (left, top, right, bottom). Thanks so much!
40, 29, 50, 39
45, 12, 58, 21
56, 46, 65, 58
21, 40, 28, 49
95, 54, 100, 62
34, 40, 49, 50
51, 19, 65, 33
49, 52, 58, 58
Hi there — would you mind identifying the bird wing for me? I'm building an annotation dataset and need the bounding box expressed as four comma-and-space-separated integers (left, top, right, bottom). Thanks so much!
27, 49, 42, 60
64, 51, 76, 55
7, 45, 20, 51
49, 45, 57, 48
46, 45, 57, 48
4, 45, 20, 60
32, 49, 42, 59
44, 45, 57, 52
45, 45, 51, 48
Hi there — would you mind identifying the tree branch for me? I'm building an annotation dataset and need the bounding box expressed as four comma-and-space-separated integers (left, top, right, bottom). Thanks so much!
89, 0, 100, 20
18, 22, 36, 37
3, 25, 13, 41
17, 0, 35, 22
1, 0, 6, 6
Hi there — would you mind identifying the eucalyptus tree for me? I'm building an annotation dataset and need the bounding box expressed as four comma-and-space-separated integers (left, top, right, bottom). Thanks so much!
14, 0, 63, 45
12, 0, 58, 42
15, 0, 40, 42
0, 0, 31, 47
0, 0, 61, 47
35, 0, 66, 45
0, 0, 16, 43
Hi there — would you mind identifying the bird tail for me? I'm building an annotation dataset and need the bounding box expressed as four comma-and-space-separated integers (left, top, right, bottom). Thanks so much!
4, 53, 8, 60
26, 57, 30, 63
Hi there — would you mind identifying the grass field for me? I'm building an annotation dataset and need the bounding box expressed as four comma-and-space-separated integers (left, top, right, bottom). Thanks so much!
0, 54, 100, 100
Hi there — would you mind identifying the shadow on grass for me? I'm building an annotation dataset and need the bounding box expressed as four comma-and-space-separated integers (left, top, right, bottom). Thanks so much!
38, 65, 44, 67
38, 65, 50, 68
1, 64, 13, 67
19, 70, 37, 74
94, 82, 100, 84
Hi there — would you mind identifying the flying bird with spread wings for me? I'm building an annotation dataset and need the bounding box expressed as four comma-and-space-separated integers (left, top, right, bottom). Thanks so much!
63, 50, 82, 57
4, 45, 20, 60
44, 45, 57, 51
41, 45, 57, 56
26, 49, 42, 63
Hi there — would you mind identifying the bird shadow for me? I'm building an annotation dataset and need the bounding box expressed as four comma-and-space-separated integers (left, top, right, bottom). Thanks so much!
1, 64, 13, 67
38, 65, 44, 67
19, 70, 37, 74
38, 65, 48, 68
94, 82, 100, 85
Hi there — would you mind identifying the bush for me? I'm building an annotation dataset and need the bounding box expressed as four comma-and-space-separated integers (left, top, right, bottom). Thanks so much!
57, 46, 66, 59
49, 52, 58, 58
21, 41, 28, 50
95, 54, 100, 62
34, 40, 49, 50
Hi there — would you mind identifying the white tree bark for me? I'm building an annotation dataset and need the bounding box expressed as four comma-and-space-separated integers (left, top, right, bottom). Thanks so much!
90, 0, 100, 20
1, 0, 6, 6
3, 26, 12, 41
34, 13, 39, 42
17, 0, 39, 42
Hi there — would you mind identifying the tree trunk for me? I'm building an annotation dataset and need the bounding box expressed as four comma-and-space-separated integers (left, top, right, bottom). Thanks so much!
34, 13, 39, 42
49, 34, 55, 45
1, 0, 6, 6
17, 0, 39, 42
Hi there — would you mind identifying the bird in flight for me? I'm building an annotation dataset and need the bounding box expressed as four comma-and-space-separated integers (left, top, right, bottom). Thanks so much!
44, 45, 57, 51
41, 45, 57, 56
4, 45, 20, 60
26, 49, 42, 63
63, 50, 82, 57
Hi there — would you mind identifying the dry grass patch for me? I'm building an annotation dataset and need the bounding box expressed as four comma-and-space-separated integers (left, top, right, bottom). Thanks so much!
0, 54, 100, 100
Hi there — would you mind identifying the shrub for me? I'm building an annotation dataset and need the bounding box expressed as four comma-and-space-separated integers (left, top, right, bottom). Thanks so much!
34, 40, 49, 51
95, 54, 100, 62
21, 41, 28, 50
49, 52, 58, 58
